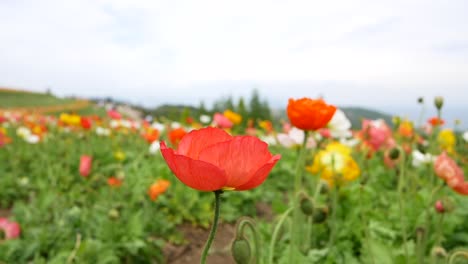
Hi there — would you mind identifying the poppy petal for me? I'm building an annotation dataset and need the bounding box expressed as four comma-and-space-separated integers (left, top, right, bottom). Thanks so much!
177, 127, 232, 158
198, 136, 275, 188
160, 141, 227, 191
235, 154, 281, 191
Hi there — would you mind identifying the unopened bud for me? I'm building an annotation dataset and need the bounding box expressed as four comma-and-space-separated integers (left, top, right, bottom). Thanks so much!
431, 246, 447, 259
434, 96, 444, 110
417, 97, 424, 104
231, 238, 251, 264
435, 200, 445, 213
300, 195, 315, 216
108, 208, 120, 219
312, 206, 329, 224
389, 148, 400, 160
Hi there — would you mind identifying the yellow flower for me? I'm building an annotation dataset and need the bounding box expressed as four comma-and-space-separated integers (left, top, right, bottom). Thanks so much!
437, 129, 456, 153
114, 151, 126, 161
223, 110, 242, 125
59, 113, 81, 126
307, 142, 360, 186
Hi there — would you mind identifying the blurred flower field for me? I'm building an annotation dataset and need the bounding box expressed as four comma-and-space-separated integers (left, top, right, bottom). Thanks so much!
1, 96, 468, 264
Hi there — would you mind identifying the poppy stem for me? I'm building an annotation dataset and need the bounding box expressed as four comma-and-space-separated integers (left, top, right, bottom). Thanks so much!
200, 190, 223, 264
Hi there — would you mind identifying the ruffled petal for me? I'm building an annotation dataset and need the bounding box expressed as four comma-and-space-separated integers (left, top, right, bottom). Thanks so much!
177, 127, 232, 158
160, 141, 227, 191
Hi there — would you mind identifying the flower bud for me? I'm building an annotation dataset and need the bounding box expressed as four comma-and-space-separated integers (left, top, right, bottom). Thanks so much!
431, 246, 447, 259
300, 195, 315, 216
434, 96, 444, 110
389, 147, 400, 160
312, 206, 329, 224
434, 200, 445, 213
231, 238, 251, 264
417, 97, 424, 104
108, 208, 120, 219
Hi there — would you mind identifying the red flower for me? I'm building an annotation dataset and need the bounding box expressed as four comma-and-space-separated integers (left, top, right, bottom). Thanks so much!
0, 218, 21, 240
428, 117, 444, 127
434, 152, 468, 195
79, 155, 92, 177
168, 128, 187, 146
287, 98, 336, 131
107, 177, 123, 187
80, 117, 92, 130
160, 127, 281, 191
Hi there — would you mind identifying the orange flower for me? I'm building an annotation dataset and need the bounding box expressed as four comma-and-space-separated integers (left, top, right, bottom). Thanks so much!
434, 152, 468, 195
169, 128, 187, 146
144, 129, 160, 143
148, 179, 171, 201
287, 98, 336, 131
107, 177, 123, 187
428, 117, 444, 127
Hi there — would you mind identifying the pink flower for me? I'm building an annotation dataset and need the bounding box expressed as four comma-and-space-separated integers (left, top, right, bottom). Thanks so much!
107, 110, 122, 120
360, 119, 393, 151
79, 155, 92, 177
0, 218, 21, 240
434, 152, 468, 195
213, 113, 233, 129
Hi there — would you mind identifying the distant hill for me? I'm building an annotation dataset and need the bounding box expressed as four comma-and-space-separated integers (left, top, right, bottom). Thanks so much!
341, 107, 393, 129
0, 87, 100, 115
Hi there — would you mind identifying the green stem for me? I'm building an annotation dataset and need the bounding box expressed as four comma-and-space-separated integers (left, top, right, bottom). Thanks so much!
289, 131, 309, 262
269, 207, 294, 264
237, 218, 261, 264
431, 214, 445, 264
397, 151, 409, 263
200, 190, 223, 264
327, 184, 339, 248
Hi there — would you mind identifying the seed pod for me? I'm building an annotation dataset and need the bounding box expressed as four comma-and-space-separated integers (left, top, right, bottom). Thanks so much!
312, 206, 329, 224
389, 147, 400, 160
300, 196, 315, 216
231, 238, 251, 264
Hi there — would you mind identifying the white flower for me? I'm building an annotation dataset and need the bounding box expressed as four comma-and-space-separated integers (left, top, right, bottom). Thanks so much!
17, 126, 32, 138
277, 127, 316, 149
171, 122, 181, 129
412, 150, 435, 167
110, 120, 120, 129
96, 127, 111, 136
200, 115, 211, 124
149, 140, 160, 154
25, 134, 40, 144
260, 135, 277, 146
328, 109, 352, 139
340, 137, 360, 148
151, 122, 165, 132
463, 131, 468, 143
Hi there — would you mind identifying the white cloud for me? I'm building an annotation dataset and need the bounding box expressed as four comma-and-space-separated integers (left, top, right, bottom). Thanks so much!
0, 0, 467, 108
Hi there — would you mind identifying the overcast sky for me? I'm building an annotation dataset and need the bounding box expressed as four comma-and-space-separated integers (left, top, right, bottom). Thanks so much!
1, 0, 467, 117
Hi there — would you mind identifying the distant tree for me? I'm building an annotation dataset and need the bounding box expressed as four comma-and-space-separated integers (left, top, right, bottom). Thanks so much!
237, 97, 248, 127
249, 89, 263, 121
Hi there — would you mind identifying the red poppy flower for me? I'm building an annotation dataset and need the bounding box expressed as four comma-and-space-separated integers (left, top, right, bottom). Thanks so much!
428, 117, 444, 127
144, 129, 160, 143
107, 177, 123, 187
79, 155, 92, 177
287, 98, 336, 131
81, 117, 92, 130
160, 127, 281, 191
